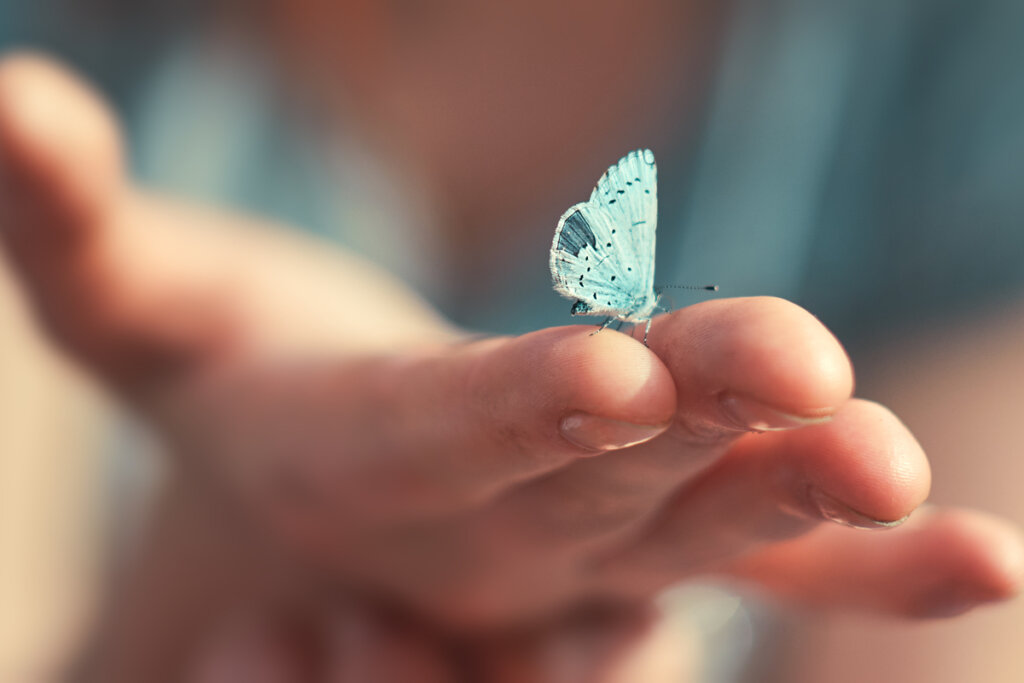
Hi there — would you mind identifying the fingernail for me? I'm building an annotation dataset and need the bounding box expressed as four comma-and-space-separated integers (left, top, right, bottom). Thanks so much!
720, 394, 833, 432
559, 413, 668, 453
809, 487, 909, 530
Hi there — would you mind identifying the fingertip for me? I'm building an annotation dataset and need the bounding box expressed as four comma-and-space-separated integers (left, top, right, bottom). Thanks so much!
725, 297, 854, 413
654, 297, 853, 421
926, 509, 1024, 602
726, 505, 1024, 618
788, 400, 931, 527
555, 326, 677, 427
889, 508, 1024, 618
544, 325, 679, 428
992, 528, 1024, 600
496, 326, 676, 452
0, 51, 123, 231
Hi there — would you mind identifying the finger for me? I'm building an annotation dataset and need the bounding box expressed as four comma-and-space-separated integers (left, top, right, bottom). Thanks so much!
188, 326, 676, 542
725, 506, 1024, 618
0, 53, 237, 392
0, 53, 122, 237
474, 297, 853, 557
592, 399, 930, 596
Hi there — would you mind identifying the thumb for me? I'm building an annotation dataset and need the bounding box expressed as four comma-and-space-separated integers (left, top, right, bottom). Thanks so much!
0, 53, 238, 392
0, 52, 122, 239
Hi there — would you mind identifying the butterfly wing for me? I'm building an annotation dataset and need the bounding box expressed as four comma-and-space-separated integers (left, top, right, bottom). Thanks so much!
549, 149, 658, 321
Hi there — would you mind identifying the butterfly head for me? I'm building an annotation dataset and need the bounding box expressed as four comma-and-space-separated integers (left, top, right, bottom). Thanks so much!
570, 300, 592, 316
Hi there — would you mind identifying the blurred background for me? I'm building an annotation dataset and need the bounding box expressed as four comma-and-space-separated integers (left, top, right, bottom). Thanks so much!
1, 0, 1023, 680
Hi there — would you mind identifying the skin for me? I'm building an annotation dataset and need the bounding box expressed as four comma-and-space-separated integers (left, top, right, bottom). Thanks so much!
0, 54, 1021, 682
3, 0, 1024, 673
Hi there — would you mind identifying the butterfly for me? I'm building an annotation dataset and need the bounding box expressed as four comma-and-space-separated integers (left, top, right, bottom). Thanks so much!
550, 148, 661, 342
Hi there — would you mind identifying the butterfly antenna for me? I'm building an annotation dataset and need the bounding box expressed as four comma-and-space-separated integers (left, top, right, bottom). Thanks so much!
654, 285, 718, 313
655, 285, 719, 292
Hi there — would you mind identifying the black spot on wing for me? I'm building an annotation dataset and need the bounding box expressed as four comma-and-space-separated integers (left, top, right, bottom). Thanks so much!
557, 210, 598, 256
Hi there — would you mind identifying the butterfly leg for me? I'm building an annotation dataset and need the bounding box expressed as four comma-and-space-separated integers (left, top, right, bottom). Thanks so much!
589, 317, 616, 336
642, 318, 652, 346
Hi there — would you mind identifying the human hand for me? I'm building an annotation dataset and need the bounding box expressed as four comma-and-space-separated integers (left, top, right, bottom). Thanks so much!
2, 54, 1020, 681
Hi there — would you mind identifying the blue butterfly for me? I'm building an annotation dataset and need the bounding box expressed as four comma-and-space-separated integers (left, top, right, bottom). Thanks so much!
550, 149, 660, 341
